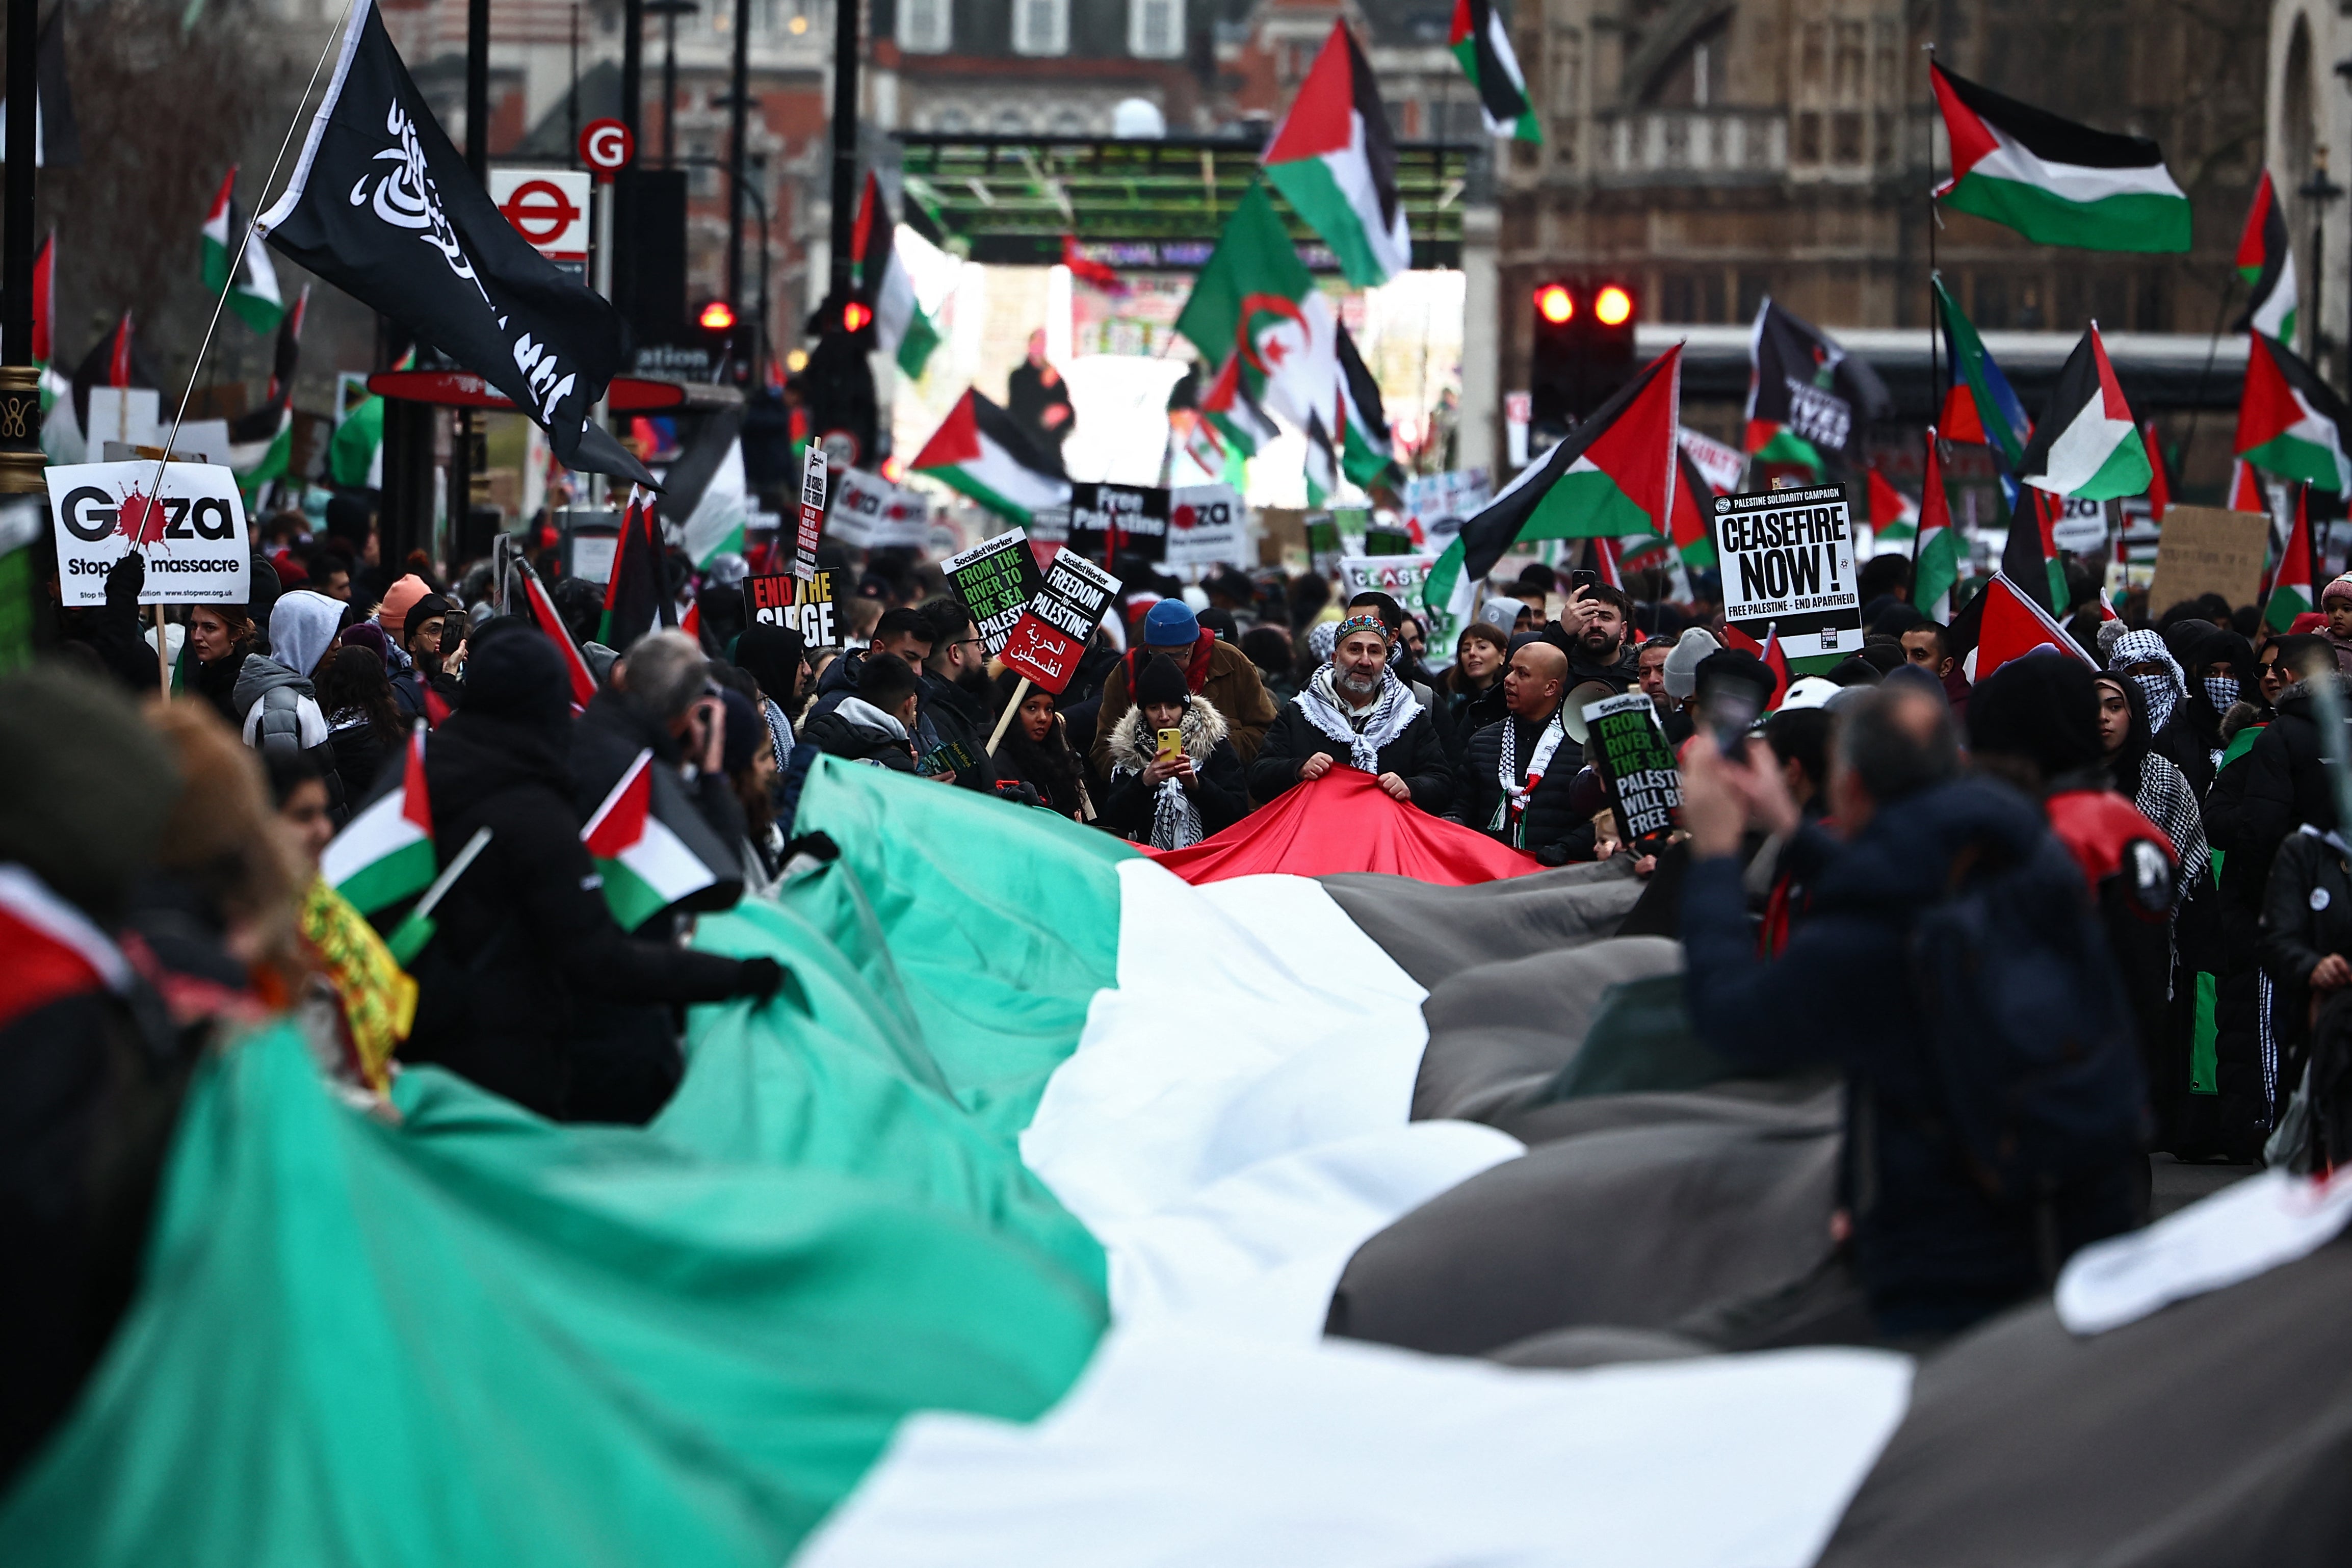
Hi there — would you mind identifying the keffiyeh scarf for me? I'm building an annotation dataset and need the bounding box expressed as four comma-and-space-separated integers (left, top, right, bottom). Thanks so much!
1488, 711, 1567, 846
1299, 663, 1418, 775
2109, 629, 2186, 736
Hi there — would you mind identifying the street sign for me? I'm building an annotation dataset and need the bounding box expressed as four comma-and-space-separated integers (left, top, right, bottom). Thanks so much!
489, 169, 590, 280
579, 118, 634, 182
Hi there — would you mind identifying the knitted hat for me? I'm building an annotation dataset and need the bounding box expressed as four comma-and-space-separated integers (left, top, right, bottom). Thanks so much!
1142, 597, 1201, 647
1133, 652, 1191, 709
377, 573, 432, 636
2324, 574, 2352, 609
1662, 628, 1719, 700
460, 617, 571, 726
1967, 649, 2101, 775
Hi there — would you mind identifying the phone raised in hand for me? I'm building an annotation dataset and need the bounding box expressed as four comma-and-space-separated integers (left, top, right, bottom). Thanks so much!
1155, 727, 1184, 764
1569, 568, 1598, 592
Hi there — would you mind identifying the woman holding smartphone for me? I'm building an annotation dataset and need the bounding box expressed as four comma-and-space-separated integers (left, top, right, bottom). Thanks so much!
1098, 654, 1250, 849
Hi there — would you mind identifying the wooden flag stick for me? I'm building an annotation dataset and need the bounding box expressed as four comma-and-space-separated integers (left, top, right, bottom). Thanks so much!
985, 676, 1030, 755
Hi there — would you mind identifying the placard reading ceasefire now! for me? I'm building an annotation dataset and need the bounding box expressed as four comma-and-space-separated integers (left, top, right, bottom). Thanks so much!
1710, 484, 1862, 656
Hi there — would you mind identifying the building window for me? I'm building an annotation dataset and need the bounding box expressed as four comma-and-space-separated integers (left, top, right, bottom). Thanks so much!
1130, 0, 1182, 59
899, 0, 950, 53
1013, 0, 1068, 57
1794, 112, 1821, 163
1832, 111, 1862, 163
1736, 271, 1769, 321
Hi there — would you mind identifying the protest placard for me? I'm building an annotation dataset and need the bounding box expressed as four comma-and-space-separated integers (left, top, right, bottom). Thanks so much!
743, 569, 840, 643
943, 527, 1047, 652
1163, 484, 1248, 569
999, 551, 1121, 695
1066, 482, 1170, 564
2148, 505, 2267, 613
2049, 494, 2110, 555
1710, 484, 1862, 657
1402, 468, 1491, 547
1580, 691, 1682, 845
792, 445, 827, 579
48, 461, 251, 608
1338, 555, 1436, 600
827, 465, 931, 550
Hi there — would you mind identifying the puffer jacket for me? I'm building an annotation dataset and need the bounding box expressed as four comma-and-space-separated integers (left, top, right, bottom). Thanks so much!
232, 654, 345, 815
1452, 712, 1590, 864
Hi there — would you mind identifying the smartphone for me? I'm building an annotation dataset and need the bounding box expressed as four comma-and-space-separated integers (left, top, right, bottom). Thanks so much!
1569, 568, 1598, 592
1156, 728, 1184, 763
1704, 680, 1763, 759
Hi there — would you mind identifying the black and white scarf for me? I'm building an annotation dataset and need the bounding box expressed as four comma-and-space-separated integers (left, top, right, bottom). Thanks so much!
1298, 664, 1417, 774
1487, 711, 1567, 845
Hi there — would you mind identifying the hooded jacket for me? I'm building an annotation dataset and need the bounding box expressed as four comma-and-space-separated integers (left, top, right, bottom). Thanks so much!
1091, 632, 1281, 775
1098, 696, 1250, 846
802, 697, 918, 772
1681, 775, 2144, 1332
916, 670, 999, 792
232, 656, 345, 817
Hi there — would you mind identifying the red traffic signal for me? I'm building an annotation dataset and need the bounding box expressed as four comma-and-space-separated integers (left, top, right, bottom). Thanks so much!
698, 299, 737, 331
1534, 282, 1575, 325
1593, 283, 1635, 327
842, 299, 874, 333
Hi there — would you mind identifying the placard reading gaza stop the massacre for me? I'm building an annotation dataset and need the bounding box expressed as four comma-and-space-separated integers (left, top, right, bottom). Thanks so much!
1710, 485, 1862, 657
48, 461, 251, 607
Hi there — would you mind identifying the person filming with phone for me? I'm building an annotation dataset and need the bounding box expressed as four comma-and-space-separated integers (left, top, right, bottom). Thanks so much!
1545, 577, 1642, 696
1100, 654, 1250, 850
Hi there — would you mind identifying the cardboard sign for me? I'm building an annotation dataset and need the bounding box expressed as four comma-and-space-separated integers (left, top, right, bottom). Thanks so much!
744, 569, 840, 644
1581, 691, 1683, 845
1162, 483, 1247, 569
827, 465, 930, 550
1000, 551, 1122, 694
1401, 468, 1491, 551
49, 461, 251, 607
793, 444, 828, 579
1711, 484, 1862, 656
2049, 494, 2110, 555
2147, 505, 2268, 613
1066, 482, 1170, 563
943, 527, 1046, 654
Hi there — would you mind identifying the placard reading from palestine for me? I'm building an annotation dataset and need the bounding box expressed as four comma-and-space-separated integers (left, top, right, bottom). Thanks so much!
826, 465, 930, 550
744, 570, 840, 643
943, 527, 1047, 654
1710, 485, 1862, 657
2147, 505, 2268, 614
1066, 482, 1170, 563
1581, 691, 1683, 845
48, 462, 251, 608
1162, 484, 1248, 569
793, 445, 828, 579
1000, 551, 1122, 695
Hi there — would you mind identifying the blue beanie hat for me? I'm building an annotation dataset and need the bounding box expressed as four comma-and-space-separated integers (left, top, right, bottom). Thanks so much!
1142, 597, 1200, 647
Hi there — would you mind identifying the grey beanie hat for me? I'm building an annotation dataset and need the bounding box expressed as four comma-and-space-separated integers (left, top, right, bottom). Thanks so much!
1662, 628, 1720, 701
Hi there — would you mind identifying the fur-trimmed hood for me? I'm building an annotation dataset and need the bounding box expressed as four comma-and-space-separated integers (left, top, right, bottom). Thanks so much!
1106, 694, 1229, 773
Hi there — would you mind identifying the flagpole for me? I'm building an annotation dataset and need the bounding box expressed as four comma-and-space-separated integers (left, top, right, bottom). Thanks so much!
2176, 273, 2239, 489
0, 0, 40, 500
1923, 42, 1939, 429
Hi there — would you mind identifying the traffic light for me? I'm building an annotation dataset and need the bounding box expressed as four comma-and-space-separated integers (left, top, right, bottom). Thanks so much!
1528, 278, 1640, 440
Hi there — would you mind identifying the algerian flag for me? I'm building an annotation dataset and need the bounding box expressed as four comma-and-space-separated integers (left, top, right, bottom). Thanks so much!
320, 723, 435, 917
910, 387, 1072, 524
2017, 324, 2152, 501
2235, 330, 2352, 494
854, 172, 942, 379
1262, 21, 1409, 288
1932, 275, 2031, 466
201, 166, 285, 334
2266, 486, 2316, 633
582, 748, 721, 932
1424, 345, 1680, 631
1449, 0, 1539, 142
1173, 182, 1341, 464
1930, 63, 2189, 254
2236, 171, 2299, 345
1912, 432, 1962, 623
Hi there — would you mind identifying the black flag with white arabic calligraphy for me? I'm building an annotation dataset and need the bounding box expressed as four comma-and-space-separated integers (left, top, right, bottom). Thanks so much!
257, 0, 655, 486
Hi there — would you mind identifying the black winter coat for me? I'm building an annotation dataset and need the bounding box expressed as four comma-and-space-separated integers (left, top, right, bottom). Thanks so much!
2205, 683, 2333, 916
1432, 675, 1507, 768
1453, 714, 1588, 864
1248, 696, 1456, 813
801, 701, 919, 771
2258, 828, 2352, 1058
916, 671, 1000, 791
400, 710, 751, 1119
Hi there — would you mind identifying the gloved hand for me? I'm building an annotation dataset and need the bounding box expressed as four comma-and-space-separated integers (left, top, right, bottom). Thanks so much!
735, 956, 787, 1002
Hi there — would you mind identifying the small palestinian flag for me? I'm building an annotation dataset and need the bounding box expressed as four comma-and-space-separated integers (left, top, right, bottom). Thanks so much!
1929, 63, 2189, 253
229, 285, 308, 488
1932, 275, 2031, 466
599, 491, 668, 649
2017, 324, 2151, 500
1867, 466, 1918, 545
1200, 354, 1279, 460
1973, 571, 2093, 679
2235, 330, 2352, 494
1263, 21, 1409, 288
320, 723, 434, 917
1424, 345, 1679, 629
1744, 298, 1886, 467
2142, 421, 2171, 521
1720, 621, 1790, 708
853, 172, 941, 378
582, 748, 723, 932
1912, 433, 1962, 623
1337, 325, 1401, 488
2235, 171, 2298, 344
2266, 486, 2316, 633
2001, 487, 2068, 615
520, 560, 599, 707
201, 167, 285, 334
1449, 0, 1538, 142
911, 387, 1073, 525
2227, 459, 2268, 514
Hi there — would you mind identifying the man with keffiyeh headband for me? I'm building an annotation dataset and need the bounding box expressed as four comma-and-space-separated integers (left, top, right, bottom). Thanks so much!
1451, 641, 1598, 863
1249, 614, 1455, 812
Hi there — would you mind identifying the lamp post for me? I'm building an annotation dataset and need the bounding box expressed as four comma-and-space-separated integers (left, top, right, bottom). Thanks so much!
0, 0, 45, 496
2299, 149, 2344, 386
645, 0, 697, 168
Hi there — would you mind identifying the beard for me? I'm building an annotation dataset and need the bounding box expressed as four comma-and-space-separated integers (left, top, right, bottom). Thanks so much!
954, 661, 991, 695
1579, 625, 1620, 659
1337, 667, 1381, 700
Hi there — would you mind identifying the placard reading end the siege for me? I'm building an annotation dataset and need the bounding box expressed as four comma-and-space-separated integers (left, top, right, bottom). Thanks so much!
1710, 485, 1862, 656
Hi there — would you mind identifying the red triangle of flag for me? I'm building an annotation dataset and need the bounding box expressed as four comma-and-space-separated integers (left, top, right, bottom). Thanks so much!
1264, 21, 1359, 162
1975, 572, 2093, 680
399, 724, 432, 833
912, 389, 983, 470
582, 751, 653, 859
2236, 333, 2304, 456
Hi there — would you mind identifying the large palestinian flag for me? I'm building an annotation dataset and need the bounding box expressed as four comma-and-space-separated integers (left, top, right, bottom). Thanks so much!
1424, 345, 1680, 627
2236, 171, 2299, 344
1263, 21, 1409, 288
1449, 0, 1538, 141
910, 387, 1073, 524
853, 171, 941, 378
1929, 63, 2190, 253
2235, 329, 2352, 494
2017, 324, 2151, 501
